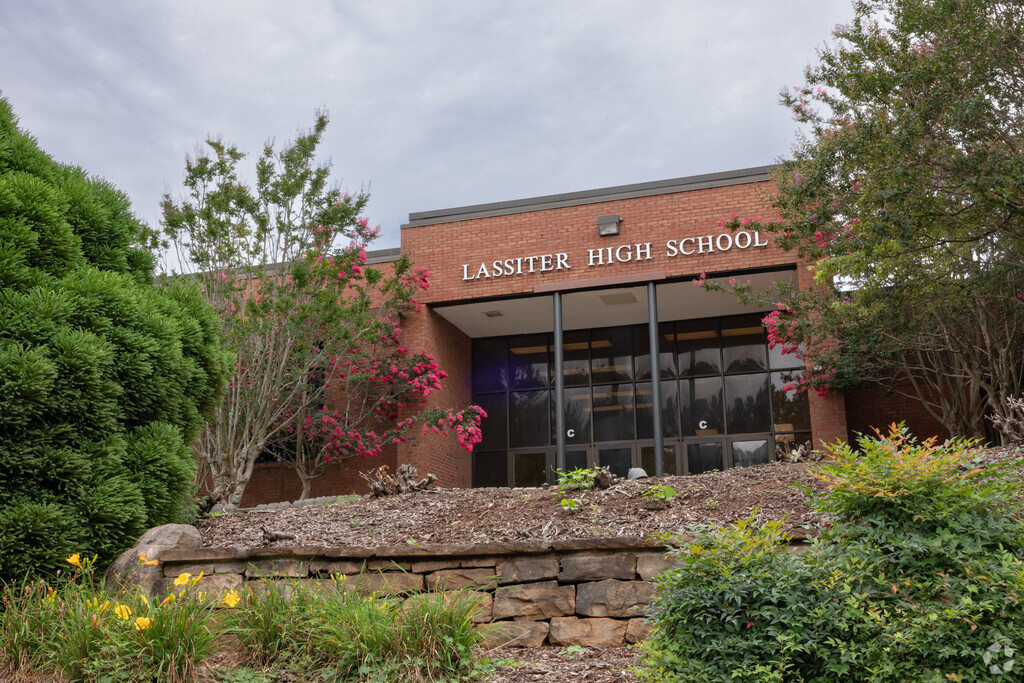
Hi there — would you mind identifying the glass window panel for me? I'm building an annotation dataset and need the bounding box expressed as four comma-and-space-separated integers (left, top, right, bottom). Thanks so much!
642, 445, 678, 476
721, 315, 768, 374
768, 340, 805, 370
472, 338, 508, 393
514, 451, 547, 487
509, 333, 551, 389
636, 381, 680, 440
591, 326, 633, 383
563, 329, 590, 386
598, 447, 632, 478
635, 322, 677, 382
564, 449, 589, 472
732, 439, 770, 468
688, 441, 724, 474
473, 451, 507, 488
510, 390, 549, 448
563, 386, 592, 444
593, 383, 635, 442
720, 333, 770, 370
725, 374, 771, 434
771, 371, 812, 432
678, 321, 720, 377
474, 393, 508, 451
775, 432, 813, 459
690, 377, 724, 436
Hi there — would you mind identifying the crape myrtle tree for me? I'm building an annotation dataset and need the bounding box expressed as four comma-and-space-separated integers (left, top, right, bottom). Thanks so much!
0, 96, 230, 580
161, 113, 483, 506
714, 0, 1024, 441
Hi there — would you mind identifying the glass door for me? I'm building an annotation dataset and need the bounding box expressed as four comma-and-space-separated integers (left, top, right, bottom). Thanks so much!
684, 438, 726, 475
511, 449, 549, 487
596, 443, 635, 478
640, 441, 680, 476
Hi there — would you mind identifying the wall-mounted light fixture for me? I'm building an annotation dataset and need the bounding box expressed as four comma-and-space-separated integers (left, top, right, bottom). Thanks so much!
597, 214, 621, 237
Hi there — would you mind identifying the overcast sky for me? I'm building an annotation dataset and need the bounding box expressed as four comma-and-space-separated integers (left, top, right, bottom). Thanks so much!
0, 2, 853, 254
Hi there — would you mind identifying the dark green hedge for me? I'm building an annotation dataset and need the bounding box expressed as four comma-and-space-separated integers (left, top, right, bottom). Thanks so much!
0, 96, 230, 580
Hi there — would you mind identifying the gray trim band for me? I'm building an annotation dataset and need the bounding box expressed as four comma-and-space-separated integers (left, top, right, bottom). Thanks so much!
402, 166, 774, 228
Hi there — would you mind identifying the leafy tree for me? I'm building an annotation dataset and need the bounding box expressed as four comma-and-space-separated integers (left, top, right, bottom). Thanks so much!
717, 0, 1024, 440
161, 113, 483, 505
0, 95, 230, 580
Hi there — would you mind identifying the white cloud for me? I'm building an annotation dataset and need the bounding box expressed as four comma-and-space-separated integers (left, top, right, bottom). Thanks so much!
0, 0, 852, 250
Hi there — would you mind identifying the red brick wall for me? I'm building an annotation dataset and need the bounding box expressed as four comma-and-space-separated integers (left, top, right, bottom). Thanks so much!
395, 307, 474, 488
404, 181, 790, 305
238, 444, 398, 507
794, 265, 849, 449
844, 385, 951, 445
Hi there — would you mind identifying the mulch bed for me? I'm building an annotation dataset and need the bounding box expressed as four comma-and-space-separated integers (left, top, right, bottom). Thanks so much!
195, 446, 1023, 682
197, 461, 827, 550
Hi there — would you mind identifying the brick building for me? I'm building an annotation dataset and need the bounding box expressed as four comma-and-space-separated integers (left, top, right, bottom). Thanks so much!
241, 166, 942, 505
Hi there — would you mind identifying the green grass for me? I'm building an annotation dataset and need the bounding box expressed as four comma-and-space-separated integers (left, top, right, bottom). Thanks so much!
0, 556, 487, 682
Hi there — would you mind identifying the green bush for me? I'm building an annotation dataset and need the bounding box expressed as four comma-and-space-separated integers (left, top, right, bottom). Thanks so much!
642, 425, 1024, 682
0, 95, 230, 580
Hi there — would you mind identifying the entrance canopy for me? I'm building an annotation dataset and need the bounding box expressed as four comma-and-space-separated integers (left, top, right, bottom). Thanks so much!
432, 270, 798, 338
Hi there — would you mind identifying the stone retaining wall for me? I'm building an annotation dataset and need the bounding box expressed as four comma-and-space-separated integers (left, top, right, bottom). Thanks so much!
159, 535, 809, 648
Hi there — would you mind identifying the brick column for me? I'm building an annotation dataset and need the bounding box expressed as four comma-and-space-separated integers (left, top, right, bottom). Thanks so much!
397, 307, 474, 488
796, 265, 849, 451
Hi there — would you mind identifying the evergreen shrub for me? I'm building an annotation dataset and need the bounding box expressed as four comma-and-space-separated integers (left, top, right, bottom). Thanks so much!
642, 425, 1024, 682
0, 96, 229, 580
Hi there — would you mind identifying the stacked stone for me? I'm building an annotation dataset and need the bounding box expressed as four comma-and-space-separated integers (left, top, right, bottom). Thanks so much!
145, 537, 679, 647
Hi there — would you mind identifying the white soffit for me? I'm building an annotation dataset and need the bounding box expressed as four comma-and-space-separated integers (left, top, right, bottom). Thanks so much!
432, 270, 797, 338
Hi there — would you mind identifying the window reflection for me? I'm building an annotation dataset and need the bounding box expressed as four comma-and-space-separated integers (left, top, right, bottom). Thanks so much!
642, 446, 677, 476
510, 390, 549, 448
563, 330, 590, 386
636, 381, 680, 439
771, 371, 811, 431
678, 321, 721, 377
509, 334, 550, 389
563, 386, 591, 444
725, 374, 771, 434
733, 439, 770, 468
591, 326, 633, 383
472, 338, 508, 392
634, 323, 676, 381
724, 321, 765, 374
689, 377, 724, 435
593, 383, 635, 442
768, 340, 804, 370
688, 442, 723, 474
474, 393, 507, 451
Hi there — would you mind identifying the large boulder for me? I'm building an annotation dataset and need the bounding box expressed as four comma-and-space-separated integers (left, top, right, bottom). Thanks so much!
104, 524, 201, 596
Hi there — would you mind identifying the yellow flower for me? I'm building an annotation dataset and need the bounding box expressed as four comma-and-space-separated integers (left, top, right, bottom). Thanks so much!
173, 572, 192, 586
114, 604, 132, 620
140, 594, 150, 608
134, 616, 153, 631
221, 590, 240, 608
193, 572, 204, 585
160, 593, 175, 606
66, 554, 81, 568
138, 552, 158, 567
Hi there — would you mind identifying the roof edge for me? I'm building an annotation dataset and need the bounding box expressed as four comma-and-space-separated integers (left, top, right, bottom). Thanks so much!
402, 165, 775, 229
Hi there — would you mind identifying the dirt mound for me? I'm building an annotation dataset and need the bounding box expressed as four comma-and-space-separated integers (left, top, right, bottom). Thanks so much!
198, 461, 826, 550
